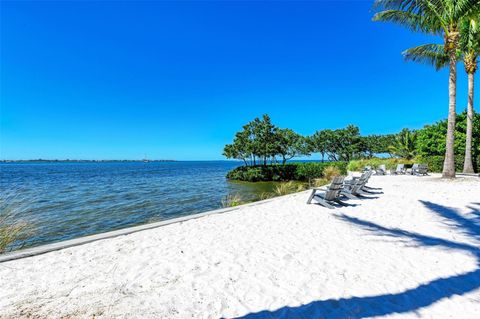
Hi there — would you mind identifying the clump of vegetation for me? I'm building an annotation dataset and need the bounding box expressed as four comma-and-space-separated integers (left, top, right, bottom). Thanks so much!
273, 181, 307, 196
221, 194, 244, 208
259, 192, 275, 200
323, 166, 341, 180
223, 114, 309, 166
416, 112, 480, 172
312, 178, 329, 187
0, 193, 33, 254
226, 162, 348, 182
389, 129, 418, 160
347, 158, 414, 172
225, 110, 480, 178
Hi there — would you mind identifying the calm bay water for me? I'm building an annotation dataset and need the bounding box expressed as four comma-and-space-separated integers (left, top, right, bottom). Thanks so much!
0, 161, 278, 250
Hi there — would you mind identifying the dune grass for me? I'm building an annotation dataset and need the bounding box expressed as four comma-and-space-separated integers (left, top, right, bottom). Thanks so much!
0, 192, 34, 254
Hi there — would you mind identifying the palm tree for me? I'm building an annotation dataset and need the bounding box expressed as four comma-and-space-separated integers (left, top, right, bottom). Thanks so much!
388, 128, 418, 159
373, 0, 480, 178
460, 18, 479, 173
402, 17, 479, 173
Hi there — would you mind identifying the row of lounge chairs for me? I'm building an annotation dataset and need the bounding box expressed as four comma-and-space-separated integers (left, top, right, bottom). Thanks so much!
306, 170, 381, 209
366, 164, 428, 176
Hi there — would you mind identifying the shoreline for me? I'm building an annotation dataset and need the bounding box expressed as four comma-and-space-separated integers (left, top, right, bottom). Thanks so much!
0, 191, 303, 263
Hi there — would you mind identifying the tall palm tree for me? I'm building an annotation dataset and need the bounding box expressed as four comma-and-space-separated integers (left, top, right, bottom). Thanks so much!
460, 18, 479, 173
402, 17, 479, 173
373, 0, 480, 178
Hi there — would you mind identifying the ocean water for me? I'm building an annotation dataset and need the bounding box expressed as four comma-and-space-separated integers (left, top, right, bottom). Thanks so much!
0, 161, 279, 250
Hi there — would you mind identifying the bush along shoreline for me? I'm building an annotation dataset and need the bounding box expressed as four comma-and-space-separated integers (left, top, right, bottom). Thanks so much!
226, 162, 348, 182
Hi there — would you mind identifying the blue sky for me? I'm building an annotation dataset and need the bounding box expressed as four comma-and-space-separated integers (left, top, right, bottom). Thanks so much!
0, 0, 471, 160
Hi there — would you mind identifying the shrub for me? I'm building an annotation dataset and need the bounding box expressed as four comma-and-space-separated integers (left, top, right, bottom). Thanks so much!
323, 166, 341, 180
312, 178, 329, 187
260, 192, 275, 200
0, 193, 33, 254
273, 181, 307, 196
226, 164, 298, 182
347, 158, 414, 172
294, 162, 348, 181
221, 194, 244, 207
226, 162, 348, 182
415, 155, 479, 173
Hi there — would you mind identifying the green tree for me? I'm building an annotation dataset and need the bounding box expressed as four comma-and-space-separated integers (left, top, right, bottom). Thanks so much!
373, 0, 480, 178
327, 125, 363, 162
362, 134, 397, 158
223, 114, 281, 166
309, 129, 334, 162
389, 128, 418, 159
416, 111, 480, 162
252, 114, 278, 166
276, 128, 309, 165
223, 129, 253, 166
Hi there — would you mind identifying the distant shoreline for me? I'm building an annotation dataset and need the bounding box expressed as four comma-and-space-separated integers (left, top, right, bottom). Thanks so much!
0, 159, 178, 163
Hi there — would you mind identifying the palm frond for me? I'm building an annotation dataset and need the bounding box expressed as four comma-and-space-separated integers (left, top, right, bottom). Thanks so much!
402, 44, 450, 70
460, 16, 480, 55
451, 0, 480, 21
373, 10, 441, 34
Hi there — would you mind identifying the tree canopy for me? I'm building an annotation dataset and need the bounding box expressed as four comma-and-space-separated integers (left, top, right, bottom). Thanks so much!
224, 112, 479, 168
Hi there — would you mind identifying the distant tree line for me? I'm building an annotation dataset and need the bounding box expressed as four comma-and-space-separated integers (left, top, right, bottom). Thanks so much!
223, 113, 480, 170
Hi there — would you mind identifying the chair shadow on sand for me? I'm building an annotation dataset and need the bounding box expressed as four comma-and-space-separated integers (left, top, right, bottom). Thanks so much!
233, 201, 480, 319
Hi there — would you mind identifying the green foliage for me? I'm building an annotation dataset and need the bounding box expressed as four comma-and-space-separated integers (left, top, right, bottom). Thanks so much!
323, 166, 342, 180
223, 114, 309, 165
347, 158, 414, 172
227, 165, 296, 182
226, 162, 348, 182
361, 134, 396, 158
276, 128, 309, 164
416, 111, 480, 159
273, 181, 307, 196
0, 192, 34, 254
403, 43, 449, 70
225, 111, 480, 175
309, 125, 364, 162
389, 128, 418, 159
221, 194, 244, 208
415, 154, 480, 173
294, 162, 348, 181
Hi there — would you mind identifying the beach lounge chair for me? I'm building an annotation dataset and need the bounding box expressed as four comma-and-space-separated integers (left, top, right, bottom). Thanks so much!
350, 170, 381, 192
375, 164, 387, 175
307, 176, 347, 209
360, 170, 381, 191
410, 164, 418, 175
342, 172, 372, 199
392, 164, 406, 175
413, 164, 428, 176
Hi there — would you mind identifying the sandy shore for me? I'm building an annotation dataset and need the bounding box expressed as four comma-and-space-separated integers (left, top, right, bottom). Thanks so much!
1, 174, 479, 318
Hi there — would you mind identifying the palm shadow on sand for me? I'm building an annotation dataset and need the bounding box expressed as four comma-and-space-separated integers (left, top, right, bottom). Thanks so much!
233, 201, 480, 319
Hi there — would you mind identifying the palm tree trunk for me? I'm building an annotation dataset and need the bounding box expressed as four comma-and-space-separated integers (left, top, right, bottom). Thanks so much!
442, 51, 457, 178
463, 72, 475, 173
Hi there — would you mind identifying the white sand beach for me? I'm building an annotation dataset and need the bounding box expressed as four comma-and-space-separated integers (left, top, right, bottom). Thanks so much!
1, 174, 479, 319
